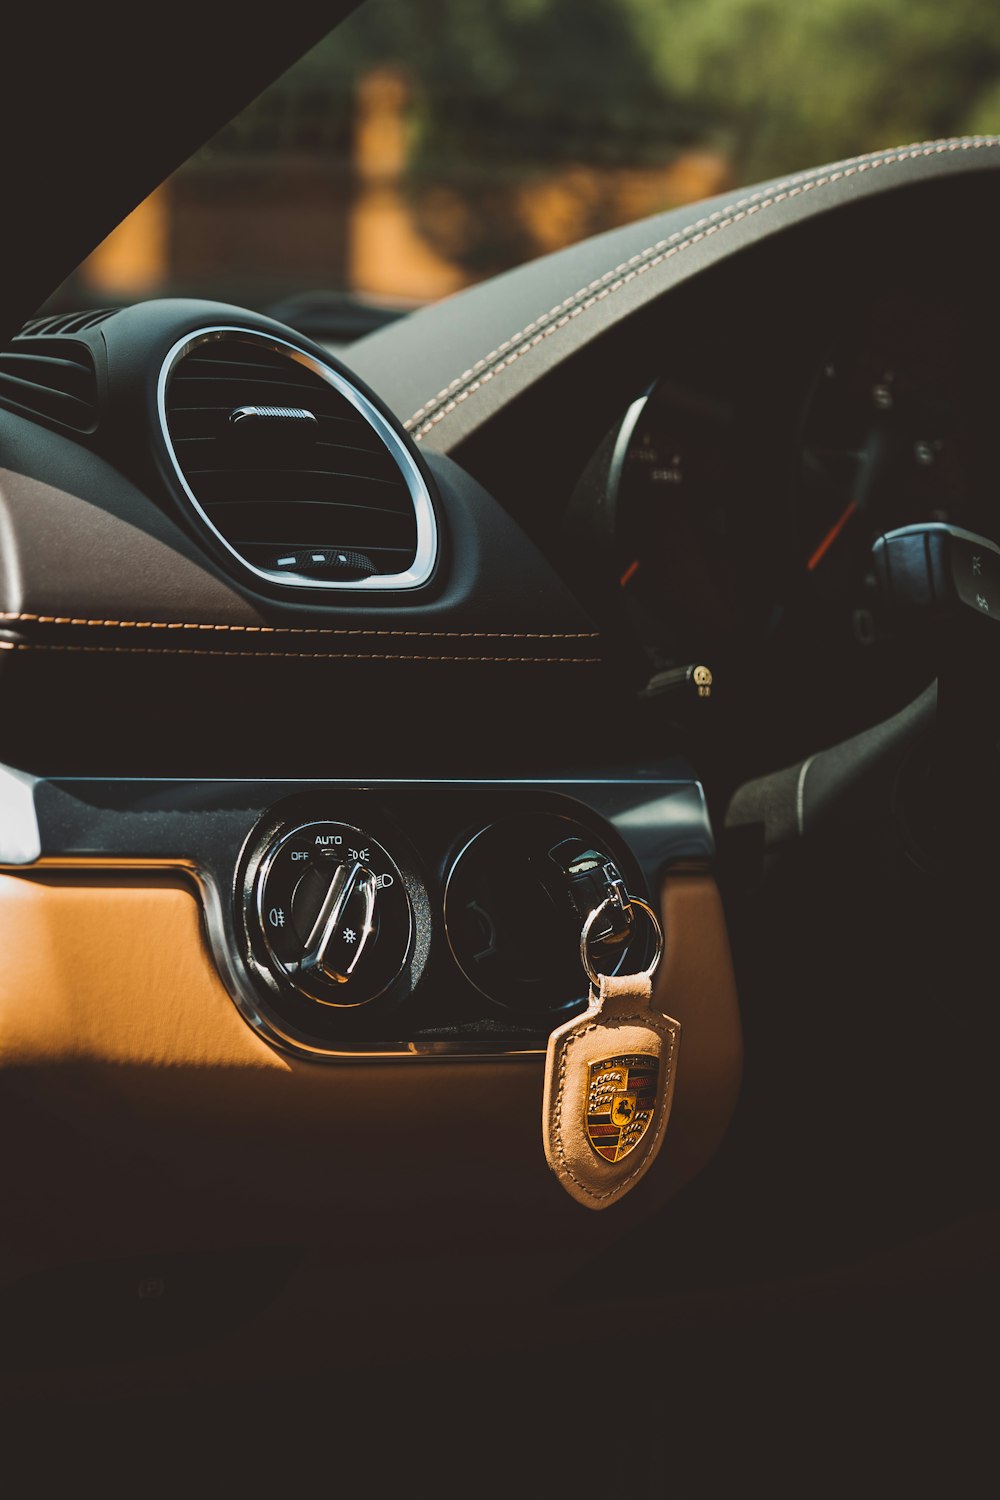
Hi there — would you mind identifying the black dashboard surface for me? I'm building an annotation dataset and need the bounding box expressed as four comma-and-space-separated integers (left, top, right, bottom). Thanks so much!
1, 153, 998, 800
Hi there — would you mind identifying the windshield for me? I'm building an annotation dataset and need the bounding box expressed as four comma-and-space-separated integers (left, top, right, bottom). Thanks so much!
43, 0, 1000, 339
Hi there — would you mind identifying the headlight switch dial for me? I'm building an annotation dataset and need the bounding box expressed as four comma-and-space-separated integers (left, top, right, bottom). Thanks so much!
253, 820, 412, 1008
298, 857, 378, 985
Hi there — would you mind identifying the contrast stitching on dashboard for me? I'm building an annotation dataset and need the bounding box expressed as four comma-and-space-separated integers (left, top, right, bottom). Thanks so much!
404, 136, 1000, 441
6, 643, 601, 663
0, 612, 598, 640
551, 1010, 678, 1202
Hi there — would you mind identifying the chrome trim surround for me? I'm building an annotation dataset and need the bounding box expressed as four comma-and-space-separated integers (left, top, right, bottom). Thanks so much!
4, 856, 461, 1064
156, 326, 439, 592
0, 763, 41, 864
0, 767, 713, 1062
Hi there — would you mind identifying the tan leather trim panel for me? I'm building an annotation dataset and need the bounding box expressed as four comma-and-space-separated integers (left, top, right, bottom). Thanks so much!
0, 869, 741, 1282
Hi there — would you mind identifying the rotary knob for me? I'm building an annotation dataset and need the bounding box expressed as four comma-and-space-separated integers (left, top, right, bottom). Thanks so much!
252, 820, 412, 1007
298, 858, 379, 985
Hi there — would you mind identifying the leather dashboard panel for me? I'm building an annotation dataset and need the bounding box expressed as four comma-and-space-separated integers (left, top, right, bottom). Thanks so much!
0, 869, 741, 1277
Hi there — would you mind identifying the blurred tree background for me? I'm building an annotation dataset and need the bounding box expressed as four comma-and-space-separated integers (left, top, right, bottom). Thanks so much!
230, 0, 1000, 283
67, 0, 1000, 311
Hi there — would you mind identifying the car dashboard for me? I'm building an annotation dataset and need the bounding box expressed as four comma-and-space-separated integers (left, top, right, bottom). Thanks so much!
1, 138, 999, 1448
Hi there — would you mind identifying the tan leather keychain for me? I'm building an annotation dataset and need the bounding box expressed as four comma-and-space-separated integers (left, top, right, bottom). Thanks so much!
542, 894, 680, 1210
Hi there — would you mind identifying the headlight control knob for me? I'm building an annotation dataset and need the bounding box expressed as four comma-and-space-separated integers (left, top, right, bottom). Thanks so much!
298, 857, 379, 985
252, 820, 412, 1007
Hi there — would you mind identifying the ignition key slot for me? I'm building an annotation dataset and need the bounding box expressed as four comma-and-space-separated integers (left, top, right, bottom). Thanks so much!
443, 812, 652, 1018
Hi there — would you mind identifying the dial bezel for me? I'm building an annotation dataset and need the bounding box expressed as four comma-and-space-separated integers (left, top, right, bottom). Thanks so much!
252, 819, 413, 1009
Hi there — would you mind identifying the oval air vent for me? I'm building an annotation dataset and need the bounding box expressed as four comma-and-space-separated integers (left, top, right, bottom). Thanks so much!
158, 327, 436, 591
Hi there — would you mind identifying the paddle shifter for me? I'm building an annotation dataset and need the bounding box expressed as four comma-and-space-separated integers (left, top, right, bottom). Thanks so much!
871, 521, 1000, 627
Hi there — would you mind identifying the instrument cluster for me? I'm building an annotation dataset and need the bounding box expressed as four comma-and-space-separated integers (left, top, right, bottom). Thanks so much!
567, 278, 1000, 749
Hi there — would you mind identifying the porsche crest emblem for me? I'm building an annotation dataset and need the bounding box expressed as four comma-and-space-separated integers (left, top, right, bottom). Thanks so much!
586, 1053, 659, 1162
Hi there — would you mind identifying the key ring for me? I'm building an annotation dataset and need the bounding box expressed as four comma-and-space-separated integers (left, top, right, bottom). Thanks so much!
579, 895, 664, 987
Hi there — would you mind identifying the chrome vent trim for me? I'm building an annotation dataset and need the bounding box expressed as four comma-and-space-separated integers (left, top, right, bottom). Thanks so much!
157, 326, 438, 593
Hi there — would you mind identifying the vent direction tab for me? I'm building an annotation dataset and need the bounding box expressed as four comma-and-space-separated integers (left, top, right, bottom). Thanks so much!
229, 404, 318, 430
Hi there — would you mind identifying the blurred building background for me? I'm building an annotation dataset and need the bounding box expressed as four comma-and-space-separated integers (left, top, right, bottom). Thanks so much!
48, 0, 1000, 331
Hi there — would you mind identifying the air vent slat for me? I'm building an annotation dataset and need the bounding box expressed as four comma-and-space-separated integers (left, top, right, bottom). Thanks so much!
0, 335, 98, 433
184, 343, 301, 366
171, 372, 337, 394
204, 501, 417, 549
189, 469, 411, 507
1, 350, 92, 376
19, 309, 114, 337
0, 373, 95, 416
205, 495, 415, 524
162, 330, 434, 589
174, 434, 385, 462
173, 358, 354, 382
180, 354, 315, 376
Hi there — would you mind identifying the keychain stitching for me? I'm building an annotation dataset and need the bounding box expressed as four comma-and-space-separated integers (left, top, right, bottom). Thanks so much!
551, 1009, 679, 1202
